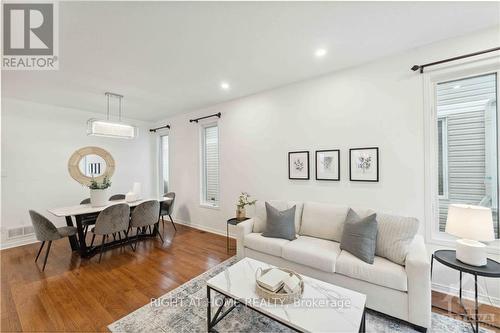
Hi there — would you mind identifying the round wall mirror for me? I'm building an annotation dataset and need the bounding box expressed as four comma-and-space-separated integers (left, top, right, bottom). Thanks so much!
68, 147, 115, 185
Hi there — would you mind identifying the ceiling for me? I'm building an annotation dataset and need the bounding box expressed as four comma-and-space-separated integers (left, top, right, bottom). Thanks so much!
2, 1, 499, 121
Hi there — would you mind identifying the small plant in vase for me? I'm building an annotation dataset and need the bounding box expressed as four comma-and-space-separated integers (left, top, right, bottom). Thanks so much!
236, 192, 257, 221
87, 176, 112, 207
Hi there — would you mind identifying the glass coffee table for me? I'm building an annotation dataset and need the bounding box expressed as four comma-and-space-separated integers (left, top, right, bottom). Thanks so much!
206, 257, 366, 332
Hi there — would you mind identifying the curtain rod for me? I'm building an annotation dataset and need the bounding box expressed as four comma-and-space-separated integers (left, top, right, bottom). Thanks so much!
189, 112, 221, 123
149, 124, 170, 133
411, 46, 500, 73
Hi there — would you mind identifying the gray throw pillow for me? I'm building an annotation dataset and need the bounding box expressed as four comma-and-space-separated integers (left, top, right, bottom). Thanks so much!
340, 209, 378, 264
262, 202, 297, 241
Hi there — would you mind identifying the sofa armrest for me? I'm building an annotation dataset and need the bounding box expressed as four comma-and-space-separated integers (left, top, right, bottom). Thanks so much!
405, 234, 431, 329
235, 218, 254, 259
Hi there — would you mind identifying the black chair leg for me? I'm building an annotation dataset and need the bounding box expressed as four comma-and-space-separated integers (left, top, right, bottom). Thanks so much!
90, 234, 96, 248
156, 224, 164, 243
42, 241, 52, 271
35, 241, 45, 262
169, 215, 177, 231
98, 235, 106, 263
161, 216, 165, 230
124, 230, 134, 251
133, 228, 140, 252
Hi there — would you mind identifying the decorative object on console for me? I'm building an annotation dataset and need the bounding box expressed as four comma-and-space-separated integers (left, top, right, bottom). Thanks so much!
288, 151, 310, 180
262, 202, 297, 240
88, 176, 112, 207
349, 147, 379, 182
315, 149, 340, 181
445, 204, 494, 266
340, 209, 378, 264
255, 266, 304, 304
87, 92, 137, 139
236, 192, 257, 220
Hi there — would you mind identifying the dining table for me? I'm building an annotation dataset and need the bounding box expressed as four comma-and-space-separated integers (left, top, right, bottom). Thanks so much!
48, 197, 172, 258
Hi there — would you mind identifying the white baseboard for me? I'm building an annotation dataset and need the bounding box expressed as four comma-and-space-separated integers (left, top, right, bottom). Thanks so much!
173, 218, 234, 239
0, 235, 37, 250
432, 282, 500, 307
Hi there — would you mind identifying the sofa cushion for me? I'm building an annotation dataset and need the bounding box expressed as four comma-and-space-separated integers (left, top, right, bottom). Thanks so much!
299, 202, 349, 242
336, 250, 408, 291
340, 209, 378, 264
375, 213, 419, 265
262, 202, 297, 240
244, 233, 290, 257
282, 236, 341, 273
253, 200, 303, 233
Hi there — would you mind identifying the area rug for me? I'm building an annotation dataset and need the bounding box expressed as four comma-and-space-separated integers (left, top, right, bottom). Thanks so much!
109, 257, 490, 333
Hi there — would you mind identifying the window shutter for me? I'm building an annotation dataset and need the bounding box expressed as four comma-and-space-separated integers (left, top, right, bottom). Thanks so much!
204, 125, 219, 205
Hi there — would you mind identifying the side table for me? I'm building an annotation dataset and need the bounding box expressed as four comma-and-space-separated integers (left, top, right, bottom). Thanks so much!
226, 217, 249, 253
431, 249, 500, 333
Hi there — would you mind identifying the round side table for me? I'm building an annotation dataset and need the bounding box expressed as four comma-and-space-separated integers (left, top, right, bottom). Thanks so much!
226, 217, 249, 253
431, 249, 500, 332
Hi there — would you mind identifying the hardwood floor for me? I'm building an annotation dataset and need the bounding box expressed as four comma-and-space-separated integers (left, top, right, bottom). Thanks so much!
1, 224, 234, 332
1, 224, 499, 332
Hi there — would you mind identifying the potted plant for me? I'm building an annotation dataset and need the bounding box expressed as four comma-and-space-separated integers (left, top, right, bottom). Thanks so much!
88, 176, 112, 207
236, 192, 257, 220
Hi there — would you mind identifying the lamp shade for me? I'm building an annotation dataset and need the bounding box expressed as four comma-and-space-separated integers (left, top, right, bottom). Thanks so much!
445, 204, 494, 241
87, 119, 137, 139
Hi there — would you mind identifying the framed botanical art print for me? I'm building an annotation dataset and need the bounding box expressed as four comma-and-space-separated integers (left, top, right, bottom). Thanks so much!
349, 147, 379, 182
315, 150, 340, 181
288, 151, 310, 180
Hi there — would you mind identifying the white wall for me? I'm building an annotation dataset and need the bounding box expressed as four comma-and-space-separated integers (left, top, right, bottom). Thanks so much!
1, 98, 156, 248
153, 27, 500, 303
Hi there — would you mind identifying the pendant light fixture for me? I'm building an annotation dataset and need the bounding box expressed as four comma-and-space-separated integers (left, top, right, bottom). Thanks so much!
87, 92, 137, 139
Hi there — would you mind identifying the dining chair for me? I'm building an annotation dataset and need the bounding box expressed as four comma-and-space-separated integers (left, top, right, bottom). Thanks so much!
90, 203, 131, 262
130, 200, 162, 251
109, 194, 126, 201
160, 192, 176, 231
29, 210, 77, 271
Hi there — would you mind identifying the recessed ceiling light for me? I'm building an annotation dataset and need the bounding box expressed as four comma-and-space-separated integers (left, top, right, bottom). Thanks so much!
453, 85, 461, 89
315, 48, 327, 58
220, 81, 230, 90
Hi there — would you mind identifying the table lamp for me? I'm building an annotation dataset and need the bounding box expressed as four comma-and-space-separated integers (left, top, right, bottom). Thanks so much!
445, 204, 494, 266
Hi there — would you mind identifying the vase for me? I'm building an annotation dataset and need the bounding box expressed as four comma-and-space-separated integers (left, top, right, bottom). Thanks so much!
236, 206, 246, 220
90, 189, 108, 207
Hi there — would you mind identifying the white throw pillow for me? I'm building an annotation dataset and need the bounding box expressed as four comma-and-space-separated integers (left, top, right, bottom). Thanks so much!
252, 200, 303, 233
375, 213, 419, 265
299, 202, 349, 242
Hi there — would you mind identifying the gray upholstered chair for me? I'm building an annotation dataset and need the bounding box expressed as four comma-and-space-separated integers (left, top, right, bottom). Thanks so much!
160, 192, 176, 231
29, 210, 77, 271
80, 198, 91, 204
90, 203, 131, 262
109, 194, 126, 201
130, 200, 162, 250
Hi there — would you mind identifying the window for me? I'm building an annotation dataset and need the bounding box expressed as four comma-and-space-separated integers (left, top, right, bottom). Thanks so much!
160, 135, 169, 195
201, 124, 219, 207
435, 73, 499, 237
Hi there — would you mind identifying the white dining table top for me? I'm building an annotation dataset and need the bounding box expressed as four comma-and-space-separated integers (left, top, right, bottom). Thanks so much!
48, 197, 172, 217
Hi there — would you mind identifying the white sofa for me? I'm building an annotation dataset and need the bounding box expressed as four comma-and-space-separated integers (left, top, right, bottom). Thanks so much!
236, 201, 431, 331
